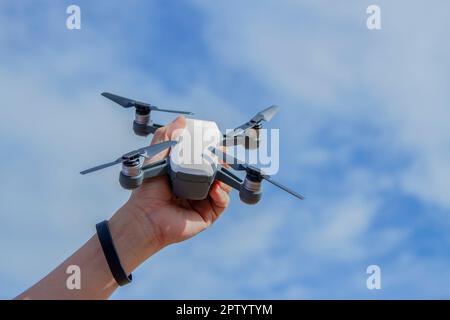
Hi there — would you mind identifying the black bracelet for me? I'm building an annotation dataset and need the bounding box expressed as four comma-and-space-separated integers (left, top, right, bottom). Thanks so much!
96, 220, 132, 286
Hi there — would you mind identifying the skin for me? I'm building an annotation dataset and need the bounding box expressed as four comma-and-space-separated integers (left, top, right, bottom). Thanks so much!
16, 116, 231, 300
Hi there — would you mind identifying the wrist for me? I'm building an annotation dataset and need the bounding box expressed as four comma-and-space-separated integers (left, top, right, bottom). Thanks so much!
107, 202, 164, 275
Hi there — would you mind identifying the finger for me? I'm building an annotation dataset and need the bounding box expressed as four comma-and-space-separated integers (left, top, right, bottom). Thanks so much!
146, 117, 185, 164
151, 126, 167, 145
144, 128, 168, 164
209, 182, 230, 210
218, 181, 233, 194
151, 116, 185, 146
187, 183, 230, 227
215, 180, 232, 194
167, 115, 186, 140
188, 199, 215, 226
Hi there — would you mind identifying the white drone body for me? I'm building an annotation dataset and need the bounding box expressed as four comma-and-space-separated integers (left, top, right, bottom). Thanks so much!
169, 119, 222, 200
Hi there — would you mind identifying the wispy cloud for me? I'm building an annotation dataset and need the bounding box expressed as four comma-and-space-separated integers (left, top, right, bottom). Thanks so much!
1, 0, 450, 299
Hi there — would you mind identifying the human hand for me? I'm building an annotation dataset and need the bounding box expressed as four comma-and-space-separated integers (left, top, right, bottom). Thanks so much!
108, 116, 231, 273
17, 116, 232, 299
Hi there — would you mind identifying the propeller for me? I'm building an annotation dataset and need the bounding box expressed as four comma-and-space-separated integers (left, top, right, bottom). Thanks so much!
101, 92, 193, 115
210, 147, 304, 200
224, 105, 279, 138
80, 140, 177, 175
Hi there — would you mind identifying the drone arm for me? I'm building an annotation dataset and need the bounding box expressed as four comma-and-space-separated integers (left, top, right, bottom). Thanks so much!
119, 158, 169, 190
133, 121, 163, 136
145, 123, 163, 135
221, 135, 238, 147
215, 165, 243, 191
141, 158, 169, 180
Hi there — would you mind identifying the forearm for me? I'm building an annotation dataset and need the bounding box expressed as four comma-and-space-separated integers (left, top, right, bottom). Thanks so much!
16, 203, 162, 300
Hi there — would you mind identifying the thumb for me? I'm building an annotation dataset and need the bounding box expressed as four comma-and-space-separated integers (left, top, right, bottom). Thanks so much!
167, 115, 186, 140
145, 116, 186, 164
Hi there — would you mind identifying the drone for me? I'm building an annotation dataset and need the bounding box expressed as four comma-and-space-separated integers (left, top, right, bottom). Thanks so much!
80, 92, 304, 204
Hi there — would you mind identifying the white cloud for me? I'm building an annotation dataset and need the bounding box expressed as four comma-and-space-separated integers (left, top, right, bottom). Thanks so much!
2, 0, 450, 299
194, 0, 450, 210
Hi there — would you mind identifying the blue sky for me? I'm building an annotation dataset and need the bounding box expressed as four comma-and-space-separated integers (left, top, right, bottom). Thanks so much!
1, 0, 450, 299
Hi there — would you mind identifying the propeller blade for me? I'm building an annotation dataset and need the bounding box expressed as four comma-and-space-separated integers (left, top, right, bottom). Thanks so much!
209, 148, 304, 201
251, 105, 279, 123
261, 174, 305, 200
209, 147, 246, 171
101, 92, 143, 108
225, 122, 254, 138
225, 105, 279, 138
80, 141, 177, 175
80, 158, 122, 175
152, 107, 193, 115
102, 92, 193, 115
135, 140, 178, 158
